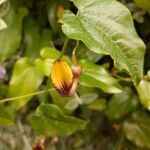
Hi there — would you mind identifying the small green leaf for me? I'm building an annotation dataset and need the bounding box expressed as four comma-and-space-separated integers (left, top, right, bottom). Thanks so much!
79, 60, 122, 93
87, 99, 106, 111
123, 111, 150, 148
134, 0, 150, 11
35, 58, 53, 77
50, 90, 73, 114
136, 79, 150, 110
29, 104, 87, 136
35, 47, 70, 76
105, 88, 138, 120
9, 57, 43, 110
0, 105, 14, 126
80, 93, 98, 104
65, 98, 79, 111
59, 0, 145, 85
0, 7, 28, 61
40, 47, 70, 62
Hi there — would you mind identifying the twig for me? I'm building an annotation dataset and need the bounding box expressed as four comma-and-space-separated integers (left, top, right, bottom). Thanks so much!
0, 88, 54, 103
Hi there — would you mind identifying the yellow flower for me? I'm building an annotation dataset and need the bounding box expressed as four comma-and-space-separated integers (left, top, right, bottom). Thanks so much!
51, 59, 73, 96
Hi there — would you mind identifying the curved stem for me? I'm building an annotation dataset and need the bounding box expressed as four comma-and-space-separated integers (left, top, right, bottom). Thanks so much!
72, 40, 79, 65
0, 88, 54, 103
59, 38, 69, 59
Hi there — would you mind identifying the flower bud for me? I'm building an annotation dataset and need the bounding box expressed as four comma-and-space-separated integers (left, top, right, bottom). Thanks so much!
51, 60, 81, 97
51, 59, 73, 96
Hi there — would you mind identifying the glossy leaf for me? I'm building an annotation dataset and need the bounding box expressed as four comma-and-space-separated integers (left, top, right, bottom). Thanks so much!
29, 104, 87, 136
105, 88, 138, 120
0, 7, 28, 61
79, 60, 122, 93
35, 58, 53, 77
136, 79, 150, 110
9, 57, 43, 110
123, 111, 150, 148
40, 47, 70, 62
59, 0, 145, 85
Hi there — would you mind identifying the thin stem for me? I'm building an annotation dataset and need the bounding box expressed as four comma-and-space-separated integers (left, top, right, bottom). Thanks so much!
72, 40, 79, 65
0, 88, 54, 103
59, 38, 69, 59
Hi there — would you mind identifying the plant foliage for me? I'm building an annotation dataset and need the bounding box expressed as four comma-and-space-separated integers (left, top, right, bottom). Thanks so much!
0, 0, 150, 149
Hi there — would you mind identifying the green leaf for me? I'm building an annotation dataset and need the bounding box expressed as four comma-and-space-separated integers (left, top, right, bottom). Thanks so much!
29, 104, 87, 136
0, 105, 14, 126
87, 99, 106, 111
0, 7, 28, 61
35, 47, 70, 76
65, 93, 99, 111
9, 57, 43, 110
50, 90, 73, 114
35, 58, 53, 77
40, 47, 70, 62
105, 88, 138, 120
59, 0, 145, 85
136, 79, 150, 110
65, 98, 79, 111
134, 0, 150, 11
23, 17, 52, 61
79, 60, 122, 93
123, 111, 150, 148
80, 93, 98, 104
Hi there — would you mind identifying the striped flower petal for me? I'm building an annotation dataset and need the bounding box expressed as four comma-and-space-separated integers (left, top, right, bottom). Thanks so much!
51, 59, 73, 96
